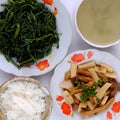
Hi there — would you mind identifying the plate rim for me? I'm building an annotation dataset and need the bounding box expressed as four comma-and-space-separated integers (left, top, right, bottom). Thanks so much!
0, 0, 73, 76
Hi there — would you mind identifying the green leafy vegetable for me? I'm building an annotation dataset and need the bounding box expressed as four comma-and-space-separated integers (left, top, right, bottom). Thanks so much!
0, 0, 59, 69
75, 78, 104, 102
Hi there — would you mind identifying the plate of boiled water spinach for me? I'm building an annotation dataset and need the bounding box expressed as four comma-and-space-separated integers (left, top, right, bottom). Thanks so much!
0, 0, 72, 76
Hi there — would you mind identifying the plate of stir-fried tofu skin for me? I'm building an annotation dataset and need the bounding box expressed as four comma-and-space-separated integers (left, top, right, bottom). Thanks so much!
50, 49, 120, 120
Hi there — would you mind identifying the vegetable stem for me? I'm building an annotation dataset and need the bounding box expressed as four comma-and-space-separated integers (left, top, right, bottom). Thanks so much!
0, 0, 59, 69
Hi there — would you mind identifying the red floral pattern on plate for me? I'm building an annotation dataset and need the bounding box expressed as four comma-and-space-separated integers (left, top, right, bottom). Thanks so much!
42, 0, 53, 5
54, 7, 58, 15
36, 60, 49, 71
61, 102, 71, 115
71, 53, 85, 62
106, 100, 120, 120
112, 101, 120, 113
56, 96, 64, 102
87, 51, 93, 58
56, 95, 72, 116
42, 0, 58, 15
71, 51, 93, 63
107, 111, 112, 119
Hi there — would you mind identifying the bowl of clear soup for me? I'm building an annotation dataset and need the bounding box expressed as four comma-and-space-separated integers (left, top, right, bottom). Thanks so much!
75, 0, 120, 48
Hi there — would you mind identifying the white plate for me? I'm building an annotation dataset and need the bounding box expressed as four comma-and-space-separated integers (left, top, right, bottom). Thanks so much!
0, 0, 72, 76
50, 49, 120, 120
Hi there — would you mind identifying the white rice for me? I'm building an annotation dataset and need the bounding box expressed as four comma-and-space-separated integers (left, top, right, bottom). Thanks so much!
0, 80, 46, 120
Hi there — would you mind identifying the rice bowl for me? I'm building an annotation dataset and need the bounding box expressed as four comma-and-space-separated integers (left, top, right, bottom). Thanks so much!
0, 77, 52, 120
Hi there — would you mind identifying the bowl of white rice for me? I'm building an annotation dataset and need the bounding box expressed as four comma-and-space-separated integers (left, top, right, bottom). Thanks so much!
0, 76, 52, 120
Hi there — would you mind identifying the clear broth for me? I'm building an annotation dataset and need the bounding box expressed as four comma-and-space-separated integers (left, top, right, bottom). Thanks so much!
77, 0, 120, 45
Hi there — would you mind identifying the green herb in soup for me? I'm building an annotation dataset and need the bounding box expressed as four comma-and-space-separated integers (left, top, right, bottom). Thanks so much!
0, 0, 59, 69
77, 0, 120, 45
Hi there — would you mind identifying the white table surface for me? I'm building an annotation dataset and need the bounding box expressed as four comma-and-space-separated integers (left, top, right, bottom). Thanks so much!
0, 0, 120, 119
